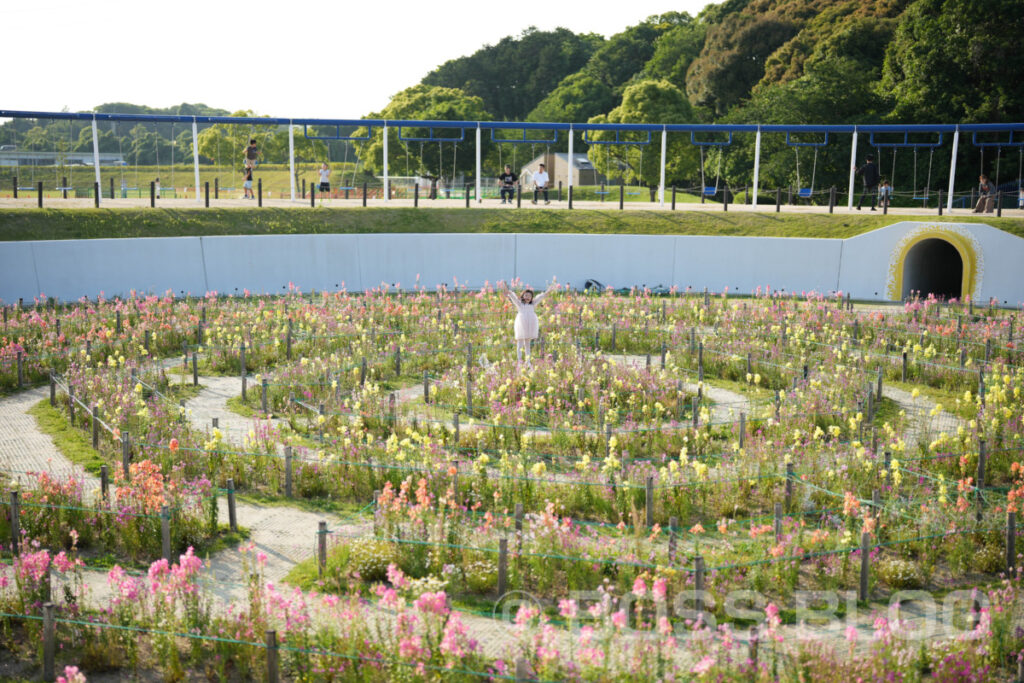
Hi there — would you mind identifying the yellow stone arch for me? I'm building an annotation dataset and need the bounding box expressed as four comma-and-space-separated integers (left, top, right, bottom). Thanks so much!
887, 227, 979, 301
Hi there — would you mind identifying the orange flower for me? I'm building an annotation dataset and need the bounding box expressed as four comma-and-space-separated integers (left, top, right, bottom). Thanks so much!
168, 438, 179, 453
447, 465, 458, 477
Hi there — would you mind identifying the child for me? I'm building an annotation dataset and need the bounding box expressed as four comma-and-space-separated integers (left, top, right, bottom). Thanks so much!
878, 179, 892, 209
244, 139, 260, 169
317, 163, 331, 204
243, 166, 254, 199
154, 177, 161, 199
500, 281, 553, 363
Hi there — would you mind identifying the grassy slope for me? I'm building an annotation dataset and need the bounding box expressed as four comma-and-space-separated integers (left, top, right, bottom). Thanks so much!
2, 208, 1023, 241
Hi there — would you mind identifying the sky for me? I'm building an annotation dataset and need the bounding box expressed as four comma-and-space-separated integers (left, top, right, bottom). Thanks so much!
2, 0, 714, 119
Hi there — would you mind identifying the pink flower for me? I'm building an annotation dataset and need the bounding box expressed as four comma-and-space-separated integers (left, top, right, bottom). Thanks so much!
558, 599, 578, 619
386, 563, 409, 589
652, 577, 668, 602
56, 666, 86, 683
53, 551, 77, 573
413, 590, 449, 616
691, 655, 716, 675
632, 576, 647, 598
514, 604, 539, 626
611, 609, 627, 629
845, 624, 858, 643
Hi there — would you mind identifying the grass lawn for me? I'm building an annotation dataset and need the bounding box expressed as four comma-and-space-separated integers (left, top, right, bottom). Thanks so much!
2, 207, 1022, 241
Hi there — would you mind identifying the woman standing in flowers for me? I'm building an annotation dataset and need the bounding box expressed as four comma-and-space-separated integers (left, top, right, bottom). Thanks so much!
499, 281, 554, 364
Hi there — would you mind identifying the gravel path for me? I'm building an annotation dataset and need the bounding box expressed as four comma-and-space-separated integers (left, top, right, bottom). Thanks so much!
0, 386, 99, 493
882, 384, 964, 447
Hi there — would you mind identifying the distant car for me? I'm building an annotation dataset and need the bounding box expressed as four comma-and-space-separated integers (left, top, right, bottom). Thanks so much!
0, 145, 15, 151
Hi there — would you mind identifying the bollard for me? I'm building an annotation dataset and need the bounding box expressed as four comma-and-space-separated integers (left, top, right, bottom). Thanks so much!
414, 183, 419, 207
11, 176, 15, 199
286, 320, 293, 360
775, 187, 781, 212
998, 191, 1003, 218
694, 556, 706, 615
619, 183, 625, 210
43, 602, 55, 681
317, 520, 327, 578
691, 397, 699, 428
828, 186, 836, 213
192, 352, 198, 386
215, 177, 219, 199
645, 475, 654, 528
774, 502, 783, 541
240, 343, 247, 399
1008, 511, 1016, 573
785, 463, 794, 510
671, 185, 676, 210
363, 182, 368, 207
423, 370, 430, 403
204, 181, 209, 207
698, 342, 704, 381
257, 178, 262, 206
285, 446, 293, 497
311, 183, 316, 207
161, 505, 171, 562
465, 184, 470, 208
394, 346, 401, 376
121, 433, 131, 479
859, 532, 870, 601
91, 405, 100, 449
38, 181, 44, 208
938, 189, 944, 215
723, 186, 729, 212
226, 481, 237, 532
10, 491, 20, 556
266, 630, 280, 683
498, 537, 508, 596
668, 516, 678, 565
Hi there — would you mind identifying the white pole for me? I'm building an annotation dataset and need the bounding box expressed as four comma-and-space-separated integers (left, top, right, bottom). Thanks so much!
288, 122, 296, 202
947, 127, 959, 212
192, 119, 201, 204
567, 124, 574, 202
91, 116, 101, 205
659, 126, 667, 207
475, 125, 482, 203
382, 123, 389, 202
847, 128, 858, 210
752, 126, 761, 208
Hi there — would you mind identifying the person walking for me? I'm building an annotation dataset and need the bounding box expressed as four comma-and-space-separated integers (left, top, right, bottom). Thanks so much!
854, 154, 880, 210
317, 162, 331, 205
531, 163, 550, 205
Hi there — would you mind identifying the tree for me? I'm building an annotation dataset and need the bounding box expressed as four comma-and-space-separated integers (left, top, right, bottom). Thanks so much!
196, 111, 287, 168
881, 0, 1024, 122
422, 27, 602, 121
526, 72, 616, 123
587, 80, 699, 189
640, 15, 707, 91
352, 85, 491, 181
686, 12, 801, 115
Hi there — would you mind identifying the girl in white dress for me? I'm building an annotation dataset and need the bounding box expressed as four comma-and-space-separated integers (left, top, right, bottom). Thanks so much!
500, 281, 553, 363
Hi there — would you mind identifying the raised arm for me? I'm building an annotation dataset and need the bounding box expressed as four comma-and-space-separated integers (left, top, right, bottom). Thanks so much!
532, 285, 555, 304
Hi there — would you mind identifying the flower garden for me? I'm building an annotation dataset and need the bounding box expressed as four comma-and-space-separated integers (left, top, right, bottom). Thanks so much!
1, 283, 1023, 681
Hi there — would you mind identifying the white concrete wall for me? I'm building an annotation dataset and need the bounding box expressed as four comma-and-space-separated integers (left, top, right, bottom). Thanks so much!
1, 223, 1022, 305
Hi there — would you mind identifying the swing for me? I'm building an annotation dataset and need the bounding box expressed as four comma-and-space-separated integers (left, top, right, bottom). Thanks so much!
912, 147, 934, 204
626, 146, 643, 195
337, 141, 357, 191
795, 147, 817, 199
699, 147, 721, 197
55, 119, 74, 194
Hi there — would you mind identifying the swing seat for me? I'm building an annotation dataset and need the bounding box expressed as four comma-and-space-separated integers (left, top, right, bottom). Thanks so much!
797, 188, 813, 199
55, 186, 73, 191
702, 186, 717, 196
912, 196, 929, 201
625, 191, 642, 196
593, 191, 610, 195
337, 186, 356, 191
17, 186, 36, 191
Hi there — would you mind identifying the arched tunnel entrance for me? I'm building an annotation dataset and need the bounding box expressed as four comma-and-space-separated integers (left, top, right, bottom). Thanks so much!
901, 238, 963, 300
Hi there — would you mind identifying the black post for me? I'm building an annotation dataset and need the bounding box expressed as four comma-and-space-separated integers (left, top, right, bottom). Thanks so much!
12, 176, 17, 199
94, 181, 100, 208
38, 181, 43, 208
301, 178, 305, 199
414, 183, 419, 207
215, 177, 219, 199
619, 183, 624, 210
150, 181, 155, 207
938, 190, 944, 215
723, 184, 729, 212
568, 185, 573, 210
997, 191, 1004, 218
62, 176, 68, 199
257, 178, 263, 207
883, 195, 888, 214
516, 184, 521, 208
362, 182, 367, 207
465, 184, 470, 208
601, 182, 606, 202
829, 186, 836, 213
204, 181, 209, 207
109, 176, 114, 201
671, 185, 676, 210
311, 183, 315, 208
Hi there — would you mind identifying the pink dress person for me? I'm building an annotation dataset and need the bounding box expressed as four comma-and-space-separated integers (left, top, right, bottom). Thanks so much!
506, 289, 547, 340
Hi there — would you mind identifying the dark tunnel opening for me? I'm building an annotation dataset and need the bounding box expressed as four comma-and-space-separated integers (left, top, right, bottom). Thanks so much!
901, 238, 963, 301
